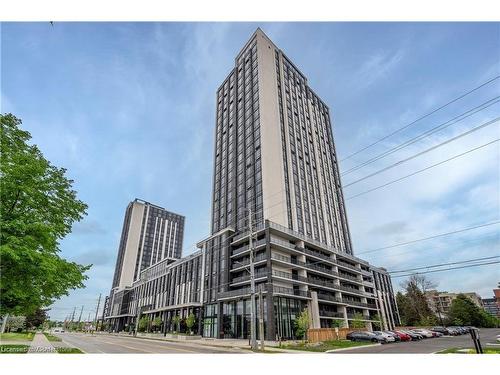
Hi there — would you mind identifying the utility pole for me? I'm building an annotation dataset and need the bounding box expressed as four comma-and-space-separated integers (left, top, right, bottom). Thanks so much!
438, 297, 446, 326
258, 284, 265, 351
93, 294, 101, 332
248, 208, 257, 351
70, 306, 76, 322
77, 305, 84, 324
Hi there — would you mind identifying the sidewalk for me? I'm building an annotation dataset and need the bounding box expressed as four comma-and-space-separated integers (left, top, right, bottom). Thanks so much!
28, 332, 56, 354
97, 331, 308, 353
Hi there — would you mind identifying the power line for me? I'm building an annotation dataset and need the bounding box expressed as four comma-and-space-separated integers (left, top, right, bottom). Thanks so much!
343, 117, 500, 188
340, 75, 500, 162
346, 138, 500, 200
391, 261, 500, 278
367, 231, 498, 261
357, 220, 500, 255
341, 97, 500, 176
389, 255, 500, 274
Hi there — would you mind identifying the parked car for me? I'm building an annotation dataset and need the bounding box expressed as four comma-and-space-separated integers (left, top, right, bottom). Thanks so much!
496, 334, 500, 343
52, 327, 65, 333
346, 331, 388, 344
390, 330, 412, 341
383, 331, 401, 342
431, 326, 450, 335
411, 329, 435, 338
373, 331, 396, 342
400, 329, 423, 340
446, 327, 462, 335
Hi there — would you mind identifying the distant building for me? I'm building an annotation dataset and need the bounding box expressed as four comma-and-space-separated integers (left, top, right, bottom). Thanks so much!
482, 287, 500, 317
426, 290, 483, 318
106, 199, 185, 326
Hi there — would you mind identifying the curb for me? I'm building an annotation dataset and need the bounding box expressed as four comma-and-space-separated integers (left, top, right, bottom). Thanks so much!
325, 343, 381, 353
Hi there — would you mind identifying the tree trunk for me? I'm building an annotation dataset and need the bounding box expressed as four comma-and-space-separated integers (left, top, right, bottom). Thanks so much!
1, 314, 9, 334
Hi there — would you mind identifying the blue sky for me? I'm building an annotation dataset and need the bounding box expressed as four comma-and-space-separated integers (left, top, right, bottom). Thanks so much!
1, 22, 499, 321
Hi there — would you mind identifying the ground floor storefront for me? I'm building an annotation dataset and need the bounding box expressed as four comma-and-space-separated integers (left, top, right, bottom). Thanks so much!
105, 296, 307, 341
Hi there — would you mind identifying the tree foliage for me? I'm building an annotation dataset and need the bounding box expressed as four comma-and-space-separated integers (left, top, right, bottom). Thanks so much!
6, 316, 26, 332
171, 315, 181, 333
350, 312, 366, 329
294, 309, 309, 340
138, 317, 148, 332
330, 319, 345, 329
397, 275, 436, 326
25, 308, 48, 329
447, 294, 498, 328
0, 114, 90, 316
185, 313, 196, 334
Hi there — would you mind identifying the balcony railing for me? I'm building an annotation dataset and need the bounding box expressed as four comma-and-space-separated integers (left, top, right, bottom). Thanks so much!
231, 253, 267, 270
231, 223, 266, 243
316, 293, 344, 304
231, 270, 269, 284
346, 313, 371, 320
319, 311, 345, 318
270, 253, 340, 277
337, 260, 360, 272
342, 299, 378, 309
217, 287, 253, 299
231, 238, 266, 256
273, 286, 310, 298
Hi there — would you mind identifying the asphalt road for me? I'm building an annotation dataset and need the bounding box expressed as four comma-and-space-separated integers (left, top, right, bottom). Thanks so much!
56, 332, 249, 354
334, 328, 500, 354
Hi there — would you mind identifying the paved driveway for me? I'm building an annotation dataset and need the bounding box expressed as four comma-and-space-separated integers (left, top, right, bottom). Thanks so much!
56, 332, 250, 354
333, 328, 500, 354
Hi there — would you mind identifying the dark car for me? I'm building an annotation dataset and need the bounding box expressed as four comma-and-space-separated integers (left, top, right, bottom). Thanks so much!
431, 326, 450, 335
447, 327, 462, 335
346, 331, 388, 344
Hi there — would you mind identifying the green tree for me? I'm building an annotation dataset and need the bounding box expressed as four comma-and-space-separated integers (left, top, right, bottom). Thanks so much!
397, 275, 436, 326
330, 319, 345, 340
371, 313, 383, 330
0, 114, 90, 318
25, 308, 48, 329
185, 313, 196, 335
6, 316, 26, 332
294, 309, 309, 341
446, 294, 494, 327
171, 315, 181, 333
350, 313, 366, 330
418, 314, 437, 327
151, 317, 162, 332
330, 319, 345, 329
138, 317, 148, 333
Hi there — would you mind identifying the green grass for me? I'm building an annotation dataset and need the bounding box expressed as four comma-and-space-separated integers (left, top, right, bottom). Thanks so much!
0, 344, 30, 354
280, 340, 371, 352
43, 333, 62, 342
0, 332, 34, 341
437, 347, 500, 354
56, 347, 84, 354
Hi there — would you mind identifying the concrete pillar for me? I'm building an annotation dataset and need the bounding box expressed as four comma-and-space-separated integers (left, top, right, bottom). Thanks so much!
342, 306, 349, 328
308, 291, 321, 329
265, 284, 276, 341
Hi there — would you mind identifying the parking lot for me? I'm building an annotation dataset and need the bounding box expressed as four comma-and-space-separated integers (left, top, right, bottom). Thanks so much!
335, 328, 500, 353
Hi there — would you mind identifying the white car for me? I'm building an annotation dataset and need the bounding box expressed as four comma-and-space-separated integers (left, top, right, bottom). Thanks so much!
52, 327, 65, 333
373, 331, 396, 342
412, 329, 434, 338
